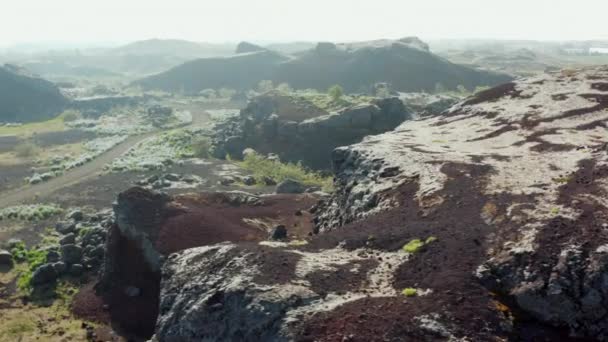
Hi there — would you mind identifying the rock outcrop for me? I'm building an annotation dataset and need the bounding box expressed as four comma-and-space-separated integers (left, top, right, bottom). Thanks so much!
95, 187, 319, 339
135, 37, 511, 94
0, 64, 67, 122
211, 91, 411, 169
98, 67, 608, 341
314, 67, 608, 339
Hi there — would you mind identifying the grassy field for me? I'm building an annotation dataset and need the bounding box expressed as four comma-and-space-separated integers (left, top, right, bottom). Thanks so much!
0, 267, 94, 341
234, 152, 334, 192
0, 141, 84, 166
0, 113, 69, 138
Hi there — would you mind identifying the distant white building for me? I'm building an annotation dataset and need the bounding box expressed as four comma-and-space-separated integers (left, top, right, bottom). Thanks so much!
563, 48, 586, 55
589, 47, 608, 54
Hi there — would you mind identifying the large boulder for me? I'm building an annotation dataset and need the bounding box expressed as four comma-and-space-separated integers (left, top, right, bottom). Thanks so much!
275, 179, 306, 194
31, 263, 58, 285
0, 250, 13, 266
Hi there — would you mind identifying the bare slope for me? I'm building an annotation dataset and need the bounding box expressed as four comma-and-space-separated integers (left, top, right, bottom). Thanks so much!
0, 64, 67, 122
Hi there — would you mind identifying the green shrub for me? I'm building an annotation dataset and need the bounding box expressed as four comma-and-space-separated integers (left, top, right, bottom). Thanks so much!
402, 288, 418, 297
14, 141, 39, 158
236, 152, 333, 192
191, 137, 212, 158
12, 244, 48, 292
328, 85, 344, 102
403, 239, 425, 253
218, 88, 236, 99
403, 236, 438, 254
257, 80, 274, 93
61, 110, 82, 122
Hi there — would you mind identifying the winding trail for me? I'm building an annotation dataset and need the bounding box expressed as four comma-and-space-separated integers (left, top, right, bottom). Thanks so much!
0, 110, 210, 207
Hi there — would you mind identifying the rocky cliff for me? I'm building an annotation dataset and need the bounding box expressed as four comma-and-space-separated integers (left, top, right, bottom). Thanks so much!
211, 91, 411, 169
95, 67, 608, 341
0, 64, 67, 122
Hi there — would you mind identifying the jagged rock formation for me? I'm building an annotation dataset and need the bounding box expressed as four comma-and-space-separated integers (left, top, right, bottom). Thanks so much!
0, 64, 67, 122
211, 91, 411, 169
135, 37, 511, 93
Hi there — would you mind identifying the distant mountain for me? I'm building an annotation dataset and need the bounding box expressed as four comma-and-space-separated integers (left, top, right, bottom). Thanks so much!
23, 61, 120, 78
274, 37, 511, 92
235, 42, 267, 54
110, 39, 234, 58
0, 64, 67, 122
135, 37, 511, 93
136, 50, 289, 92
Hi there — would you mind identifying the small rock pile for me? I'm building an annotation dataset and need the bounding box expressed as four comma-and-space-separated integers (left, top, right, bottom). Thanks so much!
135, 173, 204, 190
30, 209, 113, 288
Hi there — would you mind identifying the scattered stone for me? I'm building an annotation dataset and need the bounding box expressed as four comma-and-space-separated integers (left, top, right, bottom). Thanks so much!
52, 261, 67, 275
56, 221, 76, 234
242, 175, 256, 186
31, 264, 58, 285
61, 244, 83, 265
269, 225, 288, 240
124, 286, 141, 297
276, 179, 306, 194
262, 176, 276, 186
219, 176, 236, 186
59, 233, 76, 245
164, 173, 181, 182
46, 250, 60, 263
69, 264, 84, 276
68, 210, 84, 222
0, 250, 13, 266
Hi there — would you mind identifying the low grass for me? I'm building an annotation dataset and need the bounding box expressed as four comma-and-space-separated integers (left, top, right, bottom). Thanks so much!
233, 152, 333, 192
191, 136, 212, 158
14, 141, 40, 158
10, 241, 48, 292
0, 113, 69, 138
0, 275, 91, 341
295, 90, 374, 112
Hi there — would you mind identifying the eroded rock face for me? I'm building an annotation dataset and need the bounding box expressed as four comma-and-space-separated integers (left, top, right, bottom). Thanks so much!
96, 187, 319, 339
314, 67, 608, 339
154, 243, 413, 341
211, 92, 411, 169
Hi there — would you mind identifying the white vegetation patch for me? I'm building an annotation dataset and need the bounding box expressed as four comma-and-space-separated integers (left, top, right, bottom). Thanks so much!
413, 313, 459, 340
25, 135, 127, 184
108, 130, 195, 172
0, 203, 63, 221
276, 246, 410, 330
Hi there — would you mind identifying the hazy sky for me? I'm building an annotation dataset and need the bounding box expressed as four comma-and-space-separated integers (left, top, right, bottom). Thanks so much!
1, 0, 607, 47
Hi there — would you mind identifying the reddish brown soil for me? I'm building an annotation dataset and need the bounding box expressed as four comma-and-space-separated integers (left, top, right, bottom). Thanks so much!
72, 282, 110, 323
294, 162, 581, 341
157, 193, 318, 254
461, 82, 520, 107
534, 159, 608, 278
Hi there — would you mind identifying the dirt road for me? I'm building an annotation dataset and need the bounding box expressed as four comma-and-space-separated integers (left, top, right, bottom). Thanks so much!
0, 110, 211, 207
